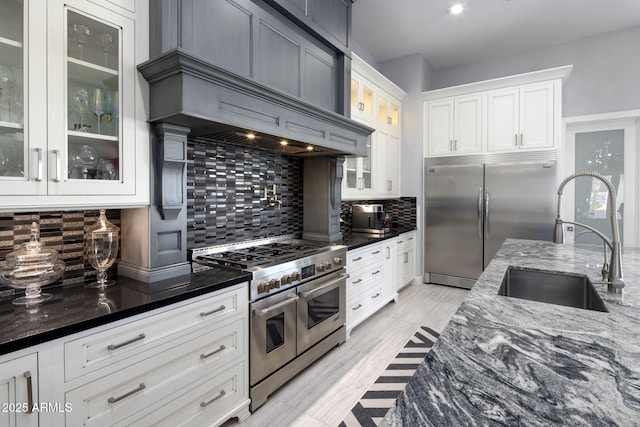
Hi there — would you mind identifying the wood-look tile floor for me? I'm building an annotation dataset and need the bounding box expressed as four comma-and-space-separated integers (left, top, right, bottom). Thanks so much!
226, 282, 468, 427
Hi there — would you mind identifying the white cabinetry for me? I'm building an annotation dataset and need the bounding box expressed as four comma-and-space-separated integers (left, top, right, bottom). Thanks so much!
0, 353, 38, 427
423, 66, 571, 158
0, 283, 249, 427
395, 230, 416, 291
62, 285, 250, 427
344, 54, 406, 200
426, 95, 483, 156
345, 242, 397, 334
0, 0, 149, 211
487, 81, 555, 152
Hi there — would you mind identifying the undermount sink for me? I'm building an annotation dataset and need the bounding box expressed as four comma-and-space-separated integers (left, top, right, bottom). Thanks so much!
497, 266, 608, 312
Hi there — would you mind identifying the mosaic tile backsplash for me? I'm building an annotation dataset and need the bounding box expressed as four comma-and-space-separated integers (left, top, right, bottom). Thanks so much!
187, 139, 304, 248
0, 210, 120, 294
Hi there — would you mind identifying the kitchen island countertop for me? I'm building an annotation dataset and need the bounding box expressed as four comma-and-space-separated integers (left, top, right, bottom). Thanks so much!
383, 238, 640, 426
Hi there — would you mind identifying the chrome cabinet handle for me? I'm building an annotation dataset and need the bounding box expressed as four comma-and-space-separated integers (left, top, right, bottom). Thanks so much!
201, 390, 225, 407
372, 292, 381, 299
449, 140, 453, 151
352, 278, 363, 284
515, 134, 518, 146
200, 345, 225, 360
454, 139, 458, 151
371, 250, 381, 255
200, 305, 226, 317
108, 333, 145, 350
34, 148, 43, 182
24, 371, 33, 414
372, 270, 381, 275
386, 247, 390, 259
520, 133, 524, 146
408, 237, 414, 241
108, 383, 146, 404
53, 150, 62, 182
387, 180, 392, 191
352, 304, 362, 311
254, 294, 299, 316
352, 256, 362, 262
387, 116, 392, 125
397, 240, 404, 244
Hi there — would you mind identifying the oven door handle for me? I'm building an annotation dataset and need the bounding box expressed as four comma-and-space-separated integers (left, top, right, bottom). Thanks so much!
300, 274, 348, 299
253, 294, 299, 317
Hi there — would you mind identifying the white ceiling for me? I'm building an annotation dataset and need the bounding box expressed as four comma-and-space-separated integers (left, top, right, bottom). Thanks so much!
352, 0, 640, 69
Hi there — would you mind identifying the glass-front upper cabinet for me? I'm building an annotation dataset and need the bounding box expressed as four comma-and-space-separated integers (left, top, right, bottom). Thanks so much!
47, 0, 135, 195
0, 0, 27, 182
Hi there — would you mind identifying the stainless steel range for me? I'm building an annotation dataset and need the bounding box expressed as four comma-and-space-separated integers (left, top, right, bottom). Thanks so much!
191, 235, 348, 411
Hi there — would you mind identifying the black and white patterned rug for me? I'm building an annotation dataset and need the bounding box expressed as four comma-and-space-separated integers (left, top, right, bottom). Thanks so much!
339, 326, 440, 427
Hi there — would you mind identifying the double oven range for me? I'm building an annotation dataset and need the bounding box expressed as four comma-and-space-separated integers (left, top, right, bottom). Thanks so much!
191, 236, 348, 410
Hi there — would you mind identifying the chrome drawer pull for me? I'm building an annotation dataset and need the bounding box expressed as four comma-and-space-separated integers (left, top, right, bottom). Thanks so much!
34, 148, 43, 182
397, 240, 404, 244
352, 304, 362, 311
201, 345, 226, 360
352, 278, 363, 284
372, 293, 381, 299
24, 371, 33, 414
201, 390, 225, 407
200, 305, 226, 317
372, 270, 381, 275
108, 333, 145, 350
352, 256, 362, 262
108, 383, 146, 404
371, 250, 381, 255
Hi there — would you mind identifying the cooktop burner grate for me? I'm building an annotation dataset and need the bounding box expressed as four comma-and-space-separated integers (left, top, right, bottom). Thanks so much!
195, 241, 323, 270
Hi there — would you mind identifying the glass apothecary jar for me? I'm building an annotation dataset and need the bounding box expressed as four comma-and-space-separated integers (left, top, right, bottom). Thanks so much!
0, 222, 66, 305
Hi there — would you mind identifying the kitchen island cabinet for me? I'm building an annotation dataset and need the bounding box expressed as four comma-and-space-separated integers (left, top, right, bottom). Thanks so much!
383, 239, 640, 426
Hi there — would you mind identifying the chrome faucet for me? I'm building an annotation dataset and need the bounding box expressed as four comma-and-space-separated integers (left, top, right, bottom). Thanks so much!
554, 171, 624, 293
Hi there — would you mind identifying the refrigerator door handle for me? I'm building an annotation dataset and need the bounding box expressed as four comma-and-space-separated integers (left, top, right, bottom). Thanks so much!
477, 188, 483, 239
485, 190, 491, 238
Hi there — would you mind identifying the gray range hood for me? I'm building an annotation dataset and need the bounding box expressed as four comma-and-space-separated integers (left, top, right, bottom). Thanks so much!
137, 48, 373, 156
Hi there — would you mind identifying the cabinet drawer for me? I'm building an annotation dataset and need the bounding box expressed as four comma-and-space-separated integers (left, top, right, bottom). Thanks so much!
347, 244, 384, 271
64, 286, 246, 381
121, 360, 247, 427
65, 318, 245, 427
346, 262, 384, 296
346, 285, 383, 326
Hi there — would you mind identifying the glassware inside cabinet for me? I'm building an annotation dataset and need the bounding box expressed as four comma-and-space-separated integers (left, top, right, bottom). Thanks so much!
65, 8, 120, 181
0, 0, 26, 179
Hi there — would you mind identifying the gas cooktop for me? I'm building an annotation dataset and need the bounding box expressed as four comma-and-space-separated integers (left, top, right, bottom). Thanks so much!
195, 241, 322, 269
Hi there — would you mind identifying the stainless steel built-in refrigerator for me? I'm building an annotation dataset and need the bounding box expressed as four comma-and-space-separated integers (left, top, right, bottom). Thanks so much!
424, 151, 557, 289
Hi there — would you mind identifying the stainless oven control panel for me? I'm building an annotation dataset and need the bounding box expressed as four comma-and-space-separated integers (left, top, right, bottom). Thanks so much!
251, 248, 347, 300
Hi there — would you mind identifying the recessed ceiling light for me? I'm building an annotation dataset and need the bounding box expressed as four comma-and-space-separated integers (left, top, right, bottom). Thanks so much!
280, 140, 288, 146
306, 145, 314, 151
447, 3, 465, 15
246, 133, 256, 140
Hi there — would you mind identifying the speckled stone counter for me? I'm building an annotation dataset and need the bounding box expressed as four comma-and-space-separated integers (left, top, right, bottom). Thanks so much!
0, 267, 251, 355
383, 239, 640, 426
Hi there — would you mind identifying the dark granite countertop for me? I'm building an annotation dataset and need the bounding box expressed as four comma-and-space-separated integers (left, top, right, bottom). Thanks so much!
383, 239, 640, 426
341, 226, 417, 250
0, 266, 251, 356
